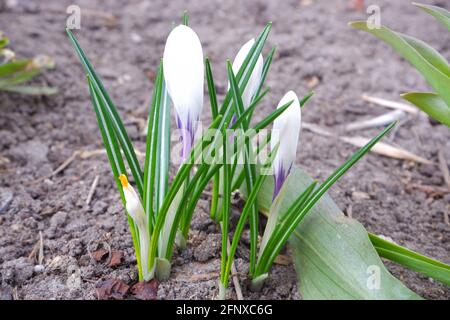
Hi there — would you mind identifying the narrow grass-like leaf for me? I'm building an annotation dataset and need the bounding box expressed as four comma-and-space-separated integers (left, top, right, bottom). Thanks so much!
182, 10, 189, 26
205, 58, 219, 118
66, 28, 144, 196
220, 127, 231, 284
143, 61, 164, 232
155, 77, 171, 211
257, 122, 396, 275
227, 61, 259, 274
87, 76, 143, 280
369, 233, 450, 286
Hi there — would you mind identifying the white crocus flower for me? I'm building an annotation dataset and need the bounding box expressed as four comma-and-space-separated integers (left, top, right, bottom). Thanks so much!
119, 174, 152, 280
270, 90, 301, 200
163, 25, 204, 162
231, 38, 263, 109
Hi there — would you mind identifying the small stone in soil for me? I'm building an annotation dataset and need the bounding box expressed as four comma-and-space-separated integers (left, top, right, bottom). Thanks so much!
0, 188, 13, 215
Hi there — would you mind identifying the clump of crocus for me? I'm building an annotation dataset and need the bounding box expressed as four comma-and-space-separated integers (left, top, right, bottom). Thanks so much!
67, 12, 395, 298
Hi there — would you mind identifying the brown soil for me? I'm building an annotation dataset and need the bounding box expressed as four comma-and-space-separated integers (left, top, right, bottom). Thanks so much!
0, 0, 449, 300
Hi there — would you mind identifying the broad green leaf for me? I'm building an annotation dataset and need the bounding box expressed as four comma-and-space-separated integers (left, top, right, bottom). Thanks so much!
399, 33, 450, 78
349, 21, 450, 109
0, 60, 29, 78
0, 85, 57, 95
254, 167, 421, 300
401, 92, 450, 127
0, 69, 40, 87
369, 233, 450, 286
413, 2, 450, 32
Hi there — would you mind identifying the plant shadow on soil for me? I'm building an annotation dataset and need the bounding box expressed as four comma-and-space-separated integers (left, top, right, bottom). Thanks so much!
0, 0, 449, 300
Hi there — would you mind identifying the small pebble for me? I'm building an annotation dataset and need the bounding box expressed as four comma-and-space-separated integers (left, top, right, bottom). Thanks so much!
34, 264, 45, 273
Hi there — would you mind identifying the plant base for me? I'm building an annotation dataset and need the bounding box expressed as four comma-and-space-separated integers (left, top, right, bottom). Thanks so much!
250, 273, 268, 292
216, 281, 227, 300
175, 231, 187, 250
155, 258, 171, 281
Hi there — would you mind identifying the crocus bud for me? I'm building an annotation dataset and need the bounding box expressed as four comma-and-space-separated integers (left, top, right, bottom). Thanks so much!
231, 38, 263, 109
163, 25, 204, 161
119, 174, 152, 280
271, 91, 301, 200
119, 174, 146, 226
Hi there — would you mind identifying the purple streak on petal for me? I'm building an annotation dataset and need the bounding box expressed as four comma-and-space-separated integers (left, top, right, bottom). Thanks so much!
272, 164, 292, 201
176, 112, 195, 162
229, 114, 237, 127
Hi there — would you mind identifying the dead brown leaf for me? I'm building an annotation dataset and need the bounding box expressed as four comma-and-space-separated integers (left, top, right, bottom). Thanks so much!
130, 280, 158, 300
96, 278, 130, 300
91, 248, 109, 262
108, 250, 124, 267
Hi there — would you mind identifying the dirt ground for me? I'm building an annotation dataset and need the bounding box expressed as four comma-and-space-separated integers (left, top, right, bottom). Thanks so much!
0, 0, 449, 300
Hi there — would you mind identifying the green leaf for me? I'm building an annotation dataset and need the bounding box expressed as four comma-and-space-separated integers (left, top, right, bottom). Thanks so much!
401, 92, 450, 127
0, 35, 9, 48
252, 167, 421, 299
87, 76, 143, 281
413, 2, 450, 32
227, 61, 258, 275
0, 85, 57, 95
349, 21, 450, 110
0, 60, 29, 78
182, 10, 189, 26
399, 33, 450, 78
256, 123, 396, 276
205, 58, 219, 118
0, 69, 40, 87
66, 28, 144, 196
369, 233, 450, 286
155, 75, 171, 212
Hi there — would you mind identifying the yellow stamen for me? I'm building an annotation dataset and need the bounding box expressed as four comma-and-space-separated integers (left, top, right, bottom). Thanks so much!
118, 174, 129, 188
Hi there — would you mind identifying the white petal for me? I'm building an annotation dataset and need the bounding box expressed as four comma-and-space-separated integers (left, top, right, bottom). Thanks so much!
163, 25, 204, 128
271, 91, 301, 175
119, 175, 146, 225
231, 38, 263, 108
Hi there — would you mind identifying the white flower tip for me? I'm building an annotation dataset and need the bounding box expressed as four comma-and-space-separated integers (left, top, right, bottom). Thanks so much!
278, 90, 300, 110
231, 38, 264, 108
163, 25, 204, 127
271, 90, 302, 180
119, 174, 146, 225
